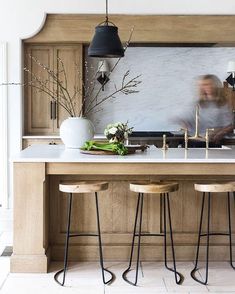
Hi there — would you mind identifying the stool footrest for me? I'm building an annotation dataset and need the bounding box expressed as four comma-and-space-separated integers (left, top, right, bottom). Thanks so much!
69, 233, 98, 237
134, 233, 164, 237
199, 232, 229, 237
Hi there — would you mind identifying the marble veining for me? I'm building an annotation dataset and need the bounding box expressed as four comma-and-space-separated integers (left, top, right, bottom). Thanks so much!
86, 47, 235, 133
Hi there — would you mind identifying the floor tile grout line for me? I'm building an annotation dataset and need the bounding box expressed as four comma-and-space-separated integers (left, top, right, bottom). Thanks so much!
162, 277, 168, 292
4, 260, 235, 292
0, 272, 10, 291
140, 261, 144, 278
198, 266, 209, 292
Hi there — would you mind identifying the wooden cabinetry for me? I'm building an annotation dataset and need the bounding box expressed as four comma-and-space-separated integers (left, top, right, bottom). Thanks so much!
22, 138, 62, 149
24, 44, 83, 135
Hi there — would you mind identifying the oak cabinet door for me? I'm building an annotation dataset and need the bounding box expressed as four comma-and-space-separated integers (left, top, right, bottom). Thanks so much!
24, 45, 54, 135
24, 44, 83, 135
53, 45, 83, 132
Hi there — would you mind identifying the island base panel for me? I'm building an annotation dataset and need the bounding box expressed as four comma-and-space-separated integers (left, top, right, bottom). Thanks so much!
49, 175, 235, 262
11, 163, 235, 273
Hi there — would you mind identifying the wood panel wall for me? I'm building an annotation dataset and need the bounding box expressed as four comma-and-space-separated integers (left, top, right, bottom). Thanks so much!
49, 175, 235, 261
25, 15, 235, 44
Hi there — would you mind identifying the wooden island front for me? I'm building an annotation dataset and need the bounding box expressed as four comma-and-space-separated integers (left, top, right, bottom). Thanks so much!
11, 145, 235, 273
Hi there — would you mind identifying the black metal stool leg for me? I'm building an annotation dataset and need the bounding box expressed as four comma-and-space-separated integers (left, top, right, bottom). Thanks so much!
228, 192, 235, 270
205, 192, 211, 284
122, 191, 183, 286
122, 193, 141, 285
164, 193, 184, 285
95, 192, 114, 285
163, 193, 167, 266
191, 192, 205, 283
191, 192, 210, 285
122, 193, 144, 286
54, 193, 73, 286
134, 193, 144, 286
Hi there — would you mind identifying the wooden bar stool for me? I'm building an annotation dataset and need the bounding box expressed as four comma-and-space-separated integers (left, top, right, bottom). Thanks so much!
191, 182, 235, 285
122, 181, 184, 286
54, 181, 114, 286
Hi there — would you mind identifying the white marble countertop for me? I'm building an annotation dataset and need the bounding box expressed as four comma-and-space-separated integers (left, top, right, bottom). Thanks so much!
22, 133, 235, 140
12, 144, 235, 163
22, 134, 106, 139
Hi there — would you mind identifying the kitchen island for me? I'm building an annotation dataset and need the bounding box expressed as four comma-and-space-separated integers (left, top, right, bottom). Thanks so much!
11, 144, 235, 273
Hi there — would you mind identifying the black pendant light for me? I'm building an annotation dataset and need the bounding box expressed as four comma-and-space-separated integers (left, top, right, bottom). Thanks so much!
88, 0, 124, 58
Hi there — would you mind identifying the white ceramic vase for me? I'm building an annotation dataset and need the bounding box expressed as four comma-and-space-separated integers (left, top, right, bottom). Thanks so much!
60, 117, 95, 148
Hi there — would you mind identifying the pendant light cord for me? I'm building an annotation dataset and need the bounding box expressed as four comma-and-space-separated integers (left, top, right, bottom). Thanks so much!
105, 0, 109, 24
98, 0, 115, 26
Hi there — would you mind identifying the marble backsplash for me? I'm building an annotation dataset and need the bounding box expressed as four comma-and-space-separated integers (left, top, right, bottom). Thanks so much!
86, 46, 235, 133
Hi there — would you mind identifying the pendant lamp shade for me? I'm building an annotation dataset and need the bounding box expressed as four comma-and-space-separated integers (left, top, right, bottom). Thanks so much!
88, 0, 124, 58
88, 25, 124, 58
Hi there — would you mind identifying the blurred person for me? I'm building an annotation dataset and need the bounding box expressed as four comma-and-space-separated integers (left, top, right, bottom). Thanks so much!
181, 74, 233, 145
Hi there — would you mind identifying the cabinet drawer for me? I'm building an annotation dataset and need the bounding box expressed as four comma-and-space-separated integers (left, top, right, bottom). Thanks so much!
22, 138, 63, 149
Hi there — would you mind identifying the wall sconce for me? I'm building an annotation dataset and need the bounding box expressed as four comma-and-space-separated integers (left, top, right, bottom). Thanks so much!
226, 61, 235, 91
97, 60, 110, 91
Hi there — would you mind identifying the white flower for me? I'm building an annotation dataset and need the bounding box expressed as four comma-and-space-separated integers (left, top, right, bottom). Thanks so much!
104, 129, 108, 136
114, 122, 122, 127
124, 132, 128, 139
108, 127, 118, 135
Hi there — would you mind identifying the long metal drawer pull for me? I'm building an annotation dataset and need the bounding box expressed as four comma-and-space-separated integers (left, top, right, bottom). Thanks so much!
53, 101, 57, 120
50, 101, 57, 120
50, 101, 53, 120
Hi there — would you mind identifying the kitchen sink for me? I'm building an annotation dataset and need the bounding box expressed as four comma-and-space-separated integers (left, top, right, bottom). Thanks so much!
178, 145, 231, 150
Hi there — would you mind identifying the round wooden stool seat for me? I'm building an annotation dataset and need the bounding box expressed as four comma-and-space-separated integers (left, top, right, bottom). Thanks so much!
195, 182, 235, 193
59, 181, 109, 193
130, 181, 179, 194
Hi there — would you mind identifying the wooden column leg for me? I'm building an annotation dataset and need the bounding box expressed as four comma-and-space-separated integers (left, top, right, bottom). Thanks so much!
10, 162, 50, 273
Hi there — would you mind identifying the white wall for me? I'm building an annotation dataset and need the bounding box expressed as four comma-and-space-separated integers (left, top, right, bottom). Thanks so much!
1, 0, 235, 206
0, 42, 8, 208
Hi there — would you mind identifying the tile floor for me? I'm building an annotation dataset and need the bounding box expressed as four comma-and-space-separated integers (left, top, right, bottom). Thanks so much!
0, 208, 235, 293
0, 208, 13, 256
1, 260, 235, 293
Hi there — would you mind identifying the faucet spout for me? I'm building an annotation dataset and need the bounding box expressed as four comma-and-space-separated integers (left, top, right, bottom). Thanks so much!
180, 128, 188, 149
205, 128, 215, 150
189, 104, 203, 140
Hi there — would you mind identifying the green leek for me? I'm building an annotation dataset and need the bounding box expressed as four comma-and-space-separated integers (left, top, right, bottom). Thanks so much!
81, 141, 128, 156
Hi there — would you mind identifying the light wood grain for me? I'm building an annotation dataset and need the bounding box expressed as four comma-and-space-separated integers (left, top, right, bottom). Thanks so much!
59, 181, 108, 193
46, 162, 235, 176
22, 138, 62, 149
130, 181, 179, 193
24, 44, 83, 136
25, 14, 235, 44
11, 163, 49, 273
53, 45, 83, 131
195, 182, 235, 192
24, 45, 54, 135
48, 174, 235, 262
50, 244, 233, 262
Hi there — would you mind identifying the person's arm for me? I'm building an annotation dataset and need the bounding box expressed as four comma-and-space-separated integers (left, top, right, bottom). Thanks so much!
211, 124, 233, 144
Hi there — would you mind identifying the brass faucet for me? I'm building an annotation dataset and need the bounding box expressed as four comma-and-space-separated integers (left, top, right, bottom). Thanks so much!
190, 104, 203, 140
205, 128, 214, 150
162, 134, 168, 150
181, 128, 188, 149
